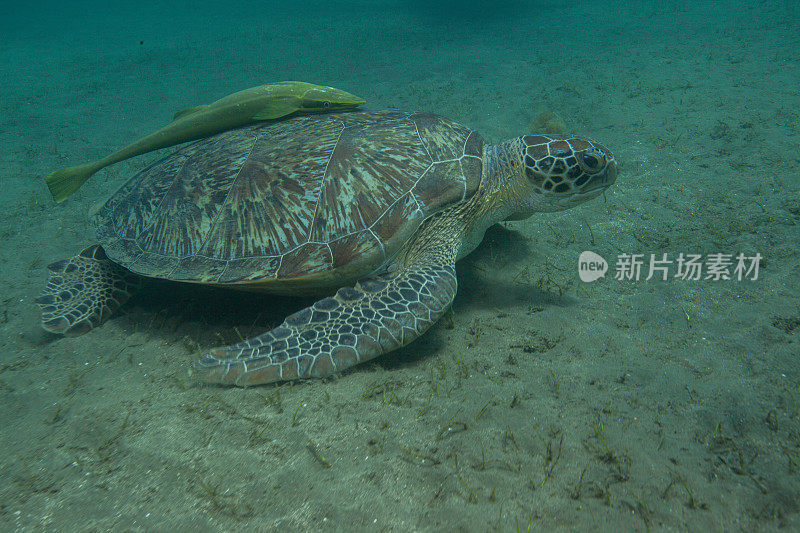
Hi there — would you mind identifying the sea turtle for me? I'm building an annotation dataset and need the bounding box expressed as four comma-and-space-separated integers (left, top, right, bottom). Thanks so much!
37, 110, 617, 386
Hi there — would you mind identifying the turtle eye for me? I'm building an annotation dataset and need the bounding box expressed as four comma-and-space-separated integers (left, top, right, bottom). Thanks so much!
323, 101, 331, 108
579, 149, 605, 173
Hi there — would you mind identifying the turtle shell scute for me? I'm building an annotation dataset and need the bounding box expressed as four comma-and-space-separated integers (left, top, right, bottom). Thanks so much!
93, 110, 484, 284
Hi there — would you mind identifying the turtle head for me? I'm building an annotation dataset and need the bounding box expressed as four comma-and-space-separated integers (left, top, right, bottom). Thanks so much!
502, 135, 617, 218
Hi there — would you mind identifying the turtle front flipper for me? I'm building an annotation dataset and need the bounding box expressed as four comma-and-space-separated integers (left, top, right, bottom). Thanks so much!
193, 231, 460, 386
36, 245, 140, 336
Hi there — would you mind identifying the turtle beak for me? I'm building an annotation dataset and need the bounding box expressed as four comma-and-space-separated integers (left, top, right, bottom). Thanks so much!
557, 157, 618, 206
601, 159, 618, 187
583, 158, 618, 193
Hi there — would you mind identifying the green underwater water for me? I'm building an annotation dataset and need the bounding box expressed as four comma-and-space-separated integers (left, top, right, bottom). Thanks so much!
0, 0, 798, 530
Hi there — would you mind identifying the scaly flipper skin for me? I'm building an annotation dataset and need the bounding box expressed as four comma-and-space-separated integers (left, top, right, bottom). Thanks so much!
36, 245, 139, 336
193, 219, 460, 386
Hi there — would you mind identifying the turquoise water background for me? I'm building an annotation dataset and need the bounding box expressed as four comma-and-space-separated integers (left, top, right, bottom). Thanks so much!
1, 1, 798, 530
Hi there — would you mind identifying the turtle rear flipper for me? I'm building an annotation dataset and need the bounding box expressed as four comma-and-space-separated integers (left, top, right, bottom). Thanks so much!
36, 245, 139, 336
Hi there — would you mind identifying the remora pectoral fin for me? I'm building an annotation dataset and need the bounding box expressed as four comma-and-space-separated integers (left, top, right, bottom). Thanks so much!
172, 105, 209, 121
251, 97, 299, 120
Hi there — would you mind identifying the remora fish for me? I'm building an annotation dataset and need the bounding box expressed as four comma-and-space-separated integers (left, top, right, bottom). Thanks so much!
46, 81, 365, 202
